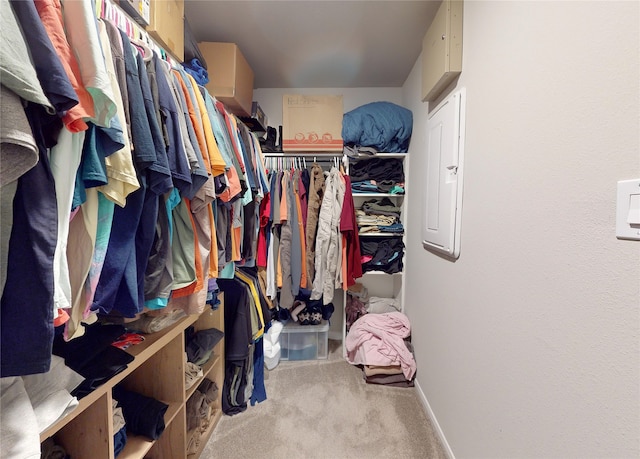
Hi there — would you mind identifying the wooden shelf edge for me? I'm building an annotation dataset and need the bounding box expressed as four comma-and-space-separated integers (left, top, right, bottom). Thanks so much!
117, 433, 153, 459
352, 192, 405, 197
359, 271, 403, 276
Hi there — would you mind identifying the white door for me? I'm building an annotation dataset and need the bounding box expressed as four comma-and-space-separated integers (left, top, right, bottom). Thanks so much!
422, 88, 466, 259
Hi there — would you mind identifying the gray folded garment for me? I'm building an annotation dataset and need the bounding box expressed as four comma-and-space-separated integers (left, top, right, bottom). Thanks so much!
366, 296, 400, 314
186, 328, 224, 363
186, 391, 207, 432
197, 378, 219, 404
343, 145, 379, 158
361, 198, 402, 217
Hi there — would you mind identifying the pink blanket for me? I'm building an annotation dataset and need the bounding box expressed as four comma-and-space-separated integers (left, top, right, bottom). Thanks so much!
345, 312, 416, 380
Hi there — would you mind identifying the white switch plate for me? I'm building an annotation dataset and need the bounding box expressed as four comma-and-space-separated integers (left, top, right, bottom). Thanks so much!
616, 178, 640, 240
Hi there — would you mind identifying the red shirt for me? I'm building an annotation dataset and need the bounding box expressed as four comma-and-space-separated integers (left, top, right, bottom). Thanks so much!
340, 175, 363, 286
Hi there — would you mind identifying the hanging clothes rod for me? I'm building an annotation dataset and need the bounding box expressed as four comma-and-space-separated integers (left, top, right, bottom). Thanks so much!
262, 152, 345, 158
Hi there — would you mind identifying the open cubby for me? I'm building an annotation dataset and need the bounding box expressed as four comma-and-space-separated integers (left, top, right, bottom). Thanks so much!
40, 293, 225, 458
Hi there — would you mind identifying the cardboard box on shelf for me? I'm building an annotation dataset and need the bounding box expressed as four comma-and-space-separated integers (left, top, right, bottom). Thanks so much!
198, 42, 254, 117
282, 94, 343, 152
146, 0, 184, 61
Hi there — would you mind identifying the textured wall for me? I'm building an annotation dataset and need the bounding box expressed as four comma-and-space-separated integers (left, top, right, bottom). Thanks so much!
402, 1, 640, 457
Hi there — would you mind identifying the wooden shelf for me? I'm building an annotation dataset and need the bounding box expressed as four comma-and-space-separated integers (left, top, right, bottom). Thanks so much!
358, 232, 404, 237
352, 192, 404, 198
118, 433, 154, 459
39, 296, 225, 459
40, 314, 198, 443
361, 270, 403, 276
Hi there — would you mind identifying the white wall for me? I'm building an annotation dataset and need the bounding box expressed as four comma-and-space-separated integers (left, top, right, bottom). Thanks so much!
402, 1, 640, 457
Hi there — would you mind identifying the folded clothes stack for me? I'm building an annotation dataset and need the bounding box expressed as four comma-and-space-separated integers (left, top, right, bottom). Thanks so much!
186, 378, 219, 454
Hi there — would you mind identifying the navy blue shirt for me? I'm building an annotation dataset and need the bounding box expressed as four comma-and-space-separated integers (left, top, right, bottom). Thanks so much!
153, 53, 192, 194
1, 104, 60, 376
136, 50, 172, 196
9, 0, 78, 115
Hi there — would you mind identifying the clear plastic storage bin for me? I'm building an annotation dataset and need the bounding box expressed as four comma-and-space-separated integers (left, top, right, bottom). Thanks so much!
280, 321, 329, 360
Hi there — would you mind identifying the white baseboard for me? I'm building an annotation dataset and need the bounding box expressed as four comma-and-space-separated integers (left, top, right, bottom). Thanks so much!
414, 378, 455, 459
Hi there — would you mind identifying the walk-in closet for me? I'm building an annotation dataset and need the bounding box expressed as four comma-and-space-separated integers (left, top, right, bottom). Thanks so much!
2, 1, 639, 458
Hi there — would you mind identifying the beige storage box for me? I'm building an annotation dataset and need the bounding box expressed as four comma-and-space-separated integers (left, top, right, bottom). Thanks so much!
146, 0, 184, 61
198, 42, 254, 117
282, 94, 344, 152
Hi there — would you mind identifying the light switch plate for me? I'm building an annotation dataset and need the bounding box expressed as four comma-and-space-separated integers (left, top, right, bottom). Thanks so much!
616, 178, 640, 240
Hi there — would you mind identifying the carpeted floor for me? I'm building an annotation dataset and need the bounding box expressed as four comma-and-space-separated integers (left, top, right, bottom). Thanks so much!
201, 340, 447, 459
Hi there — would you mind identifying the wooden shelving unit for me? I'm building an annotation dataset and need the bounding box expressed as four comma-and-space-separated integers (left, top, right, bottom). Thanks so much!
40, 294, 225, 459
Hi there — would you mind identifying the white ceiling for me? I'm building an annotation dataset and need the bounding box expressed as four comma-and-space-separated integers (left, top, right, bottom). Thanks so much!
185, 0, 441, 89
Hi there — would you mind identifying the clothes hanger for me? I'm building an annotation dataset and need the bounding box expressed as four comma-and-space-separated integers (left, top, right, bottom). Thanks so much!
130, 35, 153, 59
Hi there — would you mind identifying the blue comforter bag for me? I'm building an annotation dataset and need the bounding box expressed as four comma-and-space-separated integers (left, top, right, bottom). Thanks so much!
341, 101, 413, 153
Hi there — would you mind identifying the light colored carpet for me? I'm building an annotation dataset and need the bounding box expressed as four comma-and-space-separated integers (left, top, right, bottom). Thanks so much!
201, 340, 447, 459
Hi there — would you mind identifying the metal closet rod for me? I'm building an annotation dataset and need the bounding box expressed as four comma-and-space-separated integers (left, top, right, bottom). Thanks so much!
263, 153, 348, 171
262, 152, 345, 158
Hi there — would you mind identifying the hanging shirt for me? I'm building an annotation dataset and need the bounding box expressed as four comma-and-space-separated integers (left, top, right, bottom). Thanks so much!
340, 174, 363, 287
60, 0, 116, 127
33, 0, 95, 131
168, 70, 209, 199
184, 74, 226, 177
97, 19, 139, 207
8, 0, 77, 116
1, 0, 53, 111
152, 53, 192, 194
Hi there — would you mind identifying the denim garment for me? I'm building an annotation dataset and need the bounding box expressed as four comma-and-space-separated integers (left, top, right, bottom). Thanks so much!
351, 180, 379, 193
0, 104, 59, 377
136, 50, 172, 195
92, 31, 155, 317
153, 53, 192, 193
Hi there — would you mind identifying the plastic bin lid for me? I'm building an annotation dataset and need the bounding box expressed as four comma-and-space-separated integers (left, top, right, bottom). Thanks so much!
282, 321, 329, 333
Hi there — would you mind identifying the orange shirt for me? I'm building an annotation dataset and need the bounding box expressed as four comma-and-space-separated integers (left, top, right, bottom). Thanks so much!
184, 74, 227, 177
172, 70, 210, 174
34, 0, 94, 132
